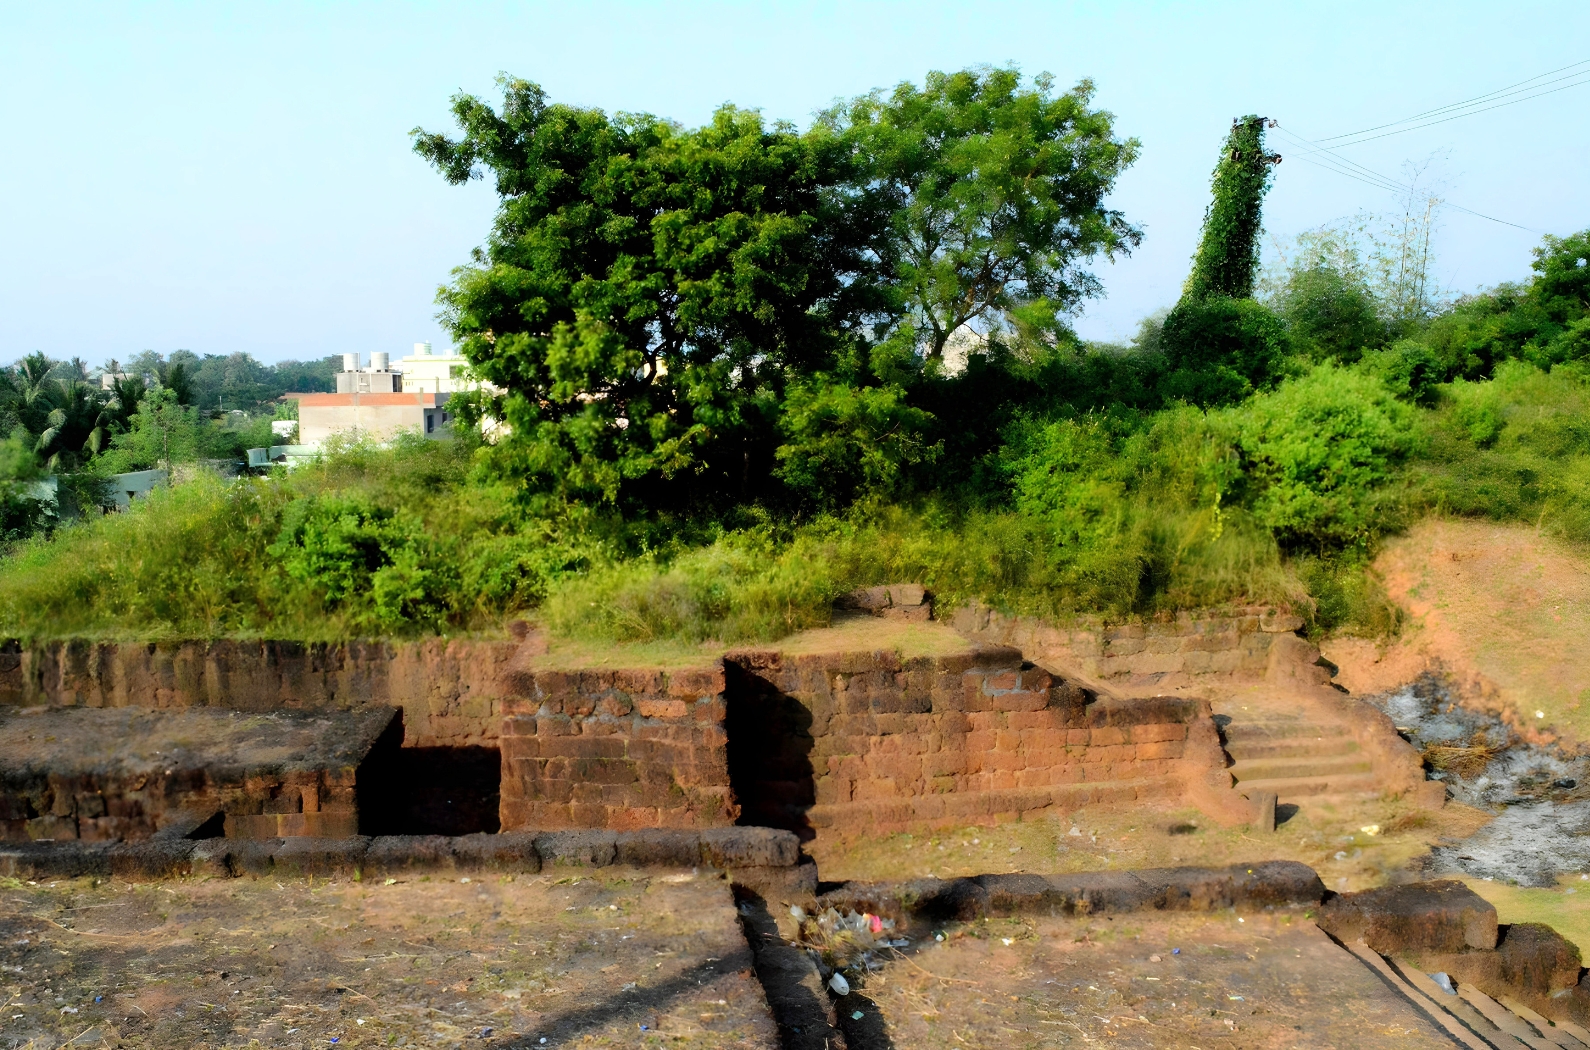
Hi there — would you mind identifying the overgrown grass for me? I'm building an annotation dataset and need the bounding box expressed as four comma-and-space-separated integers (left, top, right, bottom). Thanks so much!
0, 436, 587, 640
1415, 360, 1590, 542
9, 361, 1588, 646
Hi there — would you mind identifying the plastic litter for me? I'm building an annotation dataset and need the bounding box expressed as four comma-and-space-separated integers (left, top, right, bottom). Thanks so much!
796, 907, 900, 978
94, 996, 102, 1003
1360, 824, 1382, 836
851, 1010, 864, 1020
1001, 938, 1014, 946
1430, 972, 1456, 995
479, 1028, 493, 1038
828, 973, 851, 996
1228, 995, 1244, 1001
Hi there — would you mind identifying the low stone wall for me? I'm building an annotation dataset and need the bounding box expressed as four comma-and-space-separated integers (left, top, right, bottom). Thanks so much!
0, 706, 399, 843
952, 603, 1305, 689
497, 666, 737, 832
726, 644, 1218, 837
0, 638, 517, 749
0, 825, 806, 886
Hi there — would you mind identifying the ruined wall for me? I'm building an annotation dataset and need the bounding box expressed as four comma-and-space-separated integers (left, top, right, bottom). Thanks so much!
0, 638, 518, 748
726, 645, 1215, 837
951, 604, 1306, 689
497, 667, 737, 832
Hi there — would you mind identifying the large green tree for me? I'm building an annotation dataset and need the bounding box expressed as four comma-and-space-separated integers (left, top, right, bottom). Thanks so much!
413, 77, 872, 511
821, 67, 1141, 362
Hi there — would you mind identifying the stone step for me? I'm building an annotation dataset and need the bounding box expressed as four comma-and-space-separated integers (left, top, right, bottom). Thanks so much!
1220, 719, 1351, 743
1233, 771, 1382, 799
1224, 735, 1362, 762
1230, 754, 1374, 782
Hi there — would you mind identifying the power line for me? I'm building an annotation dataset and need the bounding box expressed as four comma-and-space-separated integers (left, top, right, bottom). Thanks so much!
1268, 125, 1545, 234
1305, 75, 1590, 151
1318, 57, 1590, 143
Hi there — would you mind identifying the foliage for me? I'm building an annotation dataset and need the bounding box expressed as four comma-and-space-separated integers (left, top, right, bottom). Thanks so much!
414, 76, 863, 514
774, 378, 939, 509
415, 68, 1142, 514
1415, 360, 1590, 544
0, 438, 592, 639
820, 66, 1142, 361
1157, 118, 1286, 406
1158, 295, 1289, 406
1273, 259, 1386, 364
1183, 117, 1278, 301
1221, 364, 1415, 549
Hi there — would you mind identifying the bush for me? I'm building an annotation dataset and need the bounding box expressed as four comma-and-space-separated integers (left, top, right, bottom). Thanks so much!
1158, 295, 1290, 405
0, 438, 592, 639
1221, 364, 1415, 549
1275, 262, 1387, 364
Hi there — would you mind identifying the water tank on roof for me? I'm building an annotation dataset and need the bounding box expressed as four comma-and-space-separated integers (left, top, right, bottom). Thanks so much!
413, 342, 432, 356
370, 351, 390, 371
342, 353, 360, 372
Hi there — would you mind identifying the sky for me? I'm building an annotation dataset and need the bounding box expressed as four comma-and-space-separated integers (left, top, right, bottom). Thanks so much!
1, 1, 1586, 365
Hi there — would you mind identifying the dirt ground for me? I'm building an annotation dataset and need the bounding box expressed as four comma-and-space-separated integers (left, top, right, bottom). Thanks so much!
809, 791, 1491, 895
849, 910, 1454, 1049
1327, 516, 1590, 745
0, 869, 776, 1050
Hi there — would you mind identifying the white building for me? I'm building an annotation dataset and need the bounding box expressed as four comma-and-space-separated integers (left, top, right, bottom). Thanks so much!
399, 342, 495, 395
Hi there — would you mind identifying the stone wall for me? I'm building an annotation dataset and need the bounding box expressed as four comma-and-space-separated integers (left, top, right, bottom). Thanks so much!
0, 638, 518, 749
0, 706, 398, 842
951, 603, 1306, 690
497, 666, 737, 832
725, 645, 1217, 837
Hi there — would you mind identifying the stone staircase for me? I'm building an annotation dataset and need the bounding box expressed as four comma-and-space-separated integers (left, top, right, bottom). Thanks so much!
1219, 710, 1381, 805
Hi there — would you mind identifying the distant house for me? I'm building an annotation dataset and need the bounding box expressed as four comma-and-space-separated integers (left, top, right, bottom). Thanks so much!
293, 392, 454, 445
398, 342, 496, 395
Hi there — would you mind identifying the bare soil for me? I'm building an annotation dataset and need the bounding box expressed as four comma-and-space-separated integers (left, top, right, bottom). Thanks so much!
850, 910, 1455, 1048
809, 796, 1492, 896
1327, 516, 1590, 745
0, 869, 775, 1049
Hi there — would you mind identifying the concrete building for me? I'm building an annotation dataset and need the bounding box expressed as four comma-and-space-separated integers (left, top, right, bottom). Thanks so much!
295, 392, 454, 446
334, 352, 402, 393
399, 342, 494, 395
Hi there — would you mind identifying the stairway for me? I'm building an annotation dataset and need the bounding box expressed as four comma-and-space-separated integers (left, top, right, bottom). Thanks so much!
1219, 711, 1381, 805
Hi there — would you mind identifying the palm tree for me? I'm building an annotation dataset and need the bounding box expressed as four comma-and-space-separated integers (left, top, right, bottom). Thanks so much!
35, 379, 110, 471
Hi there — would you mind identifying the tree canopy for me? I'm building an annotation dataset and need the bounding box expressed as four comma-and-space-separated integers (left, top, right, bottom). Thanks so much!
414, 67, 1142, 513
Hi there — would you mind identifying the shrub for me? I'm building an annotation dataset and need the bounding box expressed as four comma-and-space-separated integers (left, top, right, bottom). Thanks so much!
1157, 295, 1290, 405
1221, 364, 1415, 549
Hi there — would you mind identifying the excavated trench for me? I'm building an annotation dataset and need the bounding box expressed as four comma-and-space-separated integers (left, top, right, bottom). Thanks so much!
1365, 673, 1590, 887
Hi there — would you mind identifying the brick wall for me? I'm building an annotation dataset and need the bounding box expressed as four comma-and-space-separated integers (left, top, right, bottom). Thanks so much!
0, 638, 518, 748
497, 667, 737, 832
951, 604, 1306, 690
725, 645, 1213, 837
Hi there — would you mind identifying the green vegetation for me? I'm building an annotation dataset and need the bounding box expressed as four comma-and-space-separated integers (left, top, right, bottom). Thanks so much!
0, 349, 338, 536
1, 67, 1588, 645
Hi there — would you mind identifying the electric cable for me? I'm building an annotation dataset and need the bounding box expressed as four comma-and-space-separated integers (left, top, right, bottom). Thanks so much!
1267, 125, 1545, 234
1317, 57, 1590, 144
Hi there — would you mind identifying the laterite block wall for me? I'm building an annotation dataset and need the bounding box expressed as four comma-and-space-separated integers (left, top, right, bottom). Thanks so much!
496, 667, 737, 831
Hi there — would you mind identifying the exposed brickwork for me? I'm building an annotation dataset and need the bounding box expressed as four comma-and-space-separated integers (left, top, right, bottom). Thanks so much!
952, 604, 1304, 688
497, 666, 737, 832
725, 645, 1210, 836
0, 638, 518, 748
0, 706, 397, 842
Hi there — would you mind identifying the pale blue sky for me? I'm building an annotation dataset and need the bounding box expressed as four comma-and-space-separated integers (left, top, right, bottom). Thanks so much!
1, 1, 1586, 364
